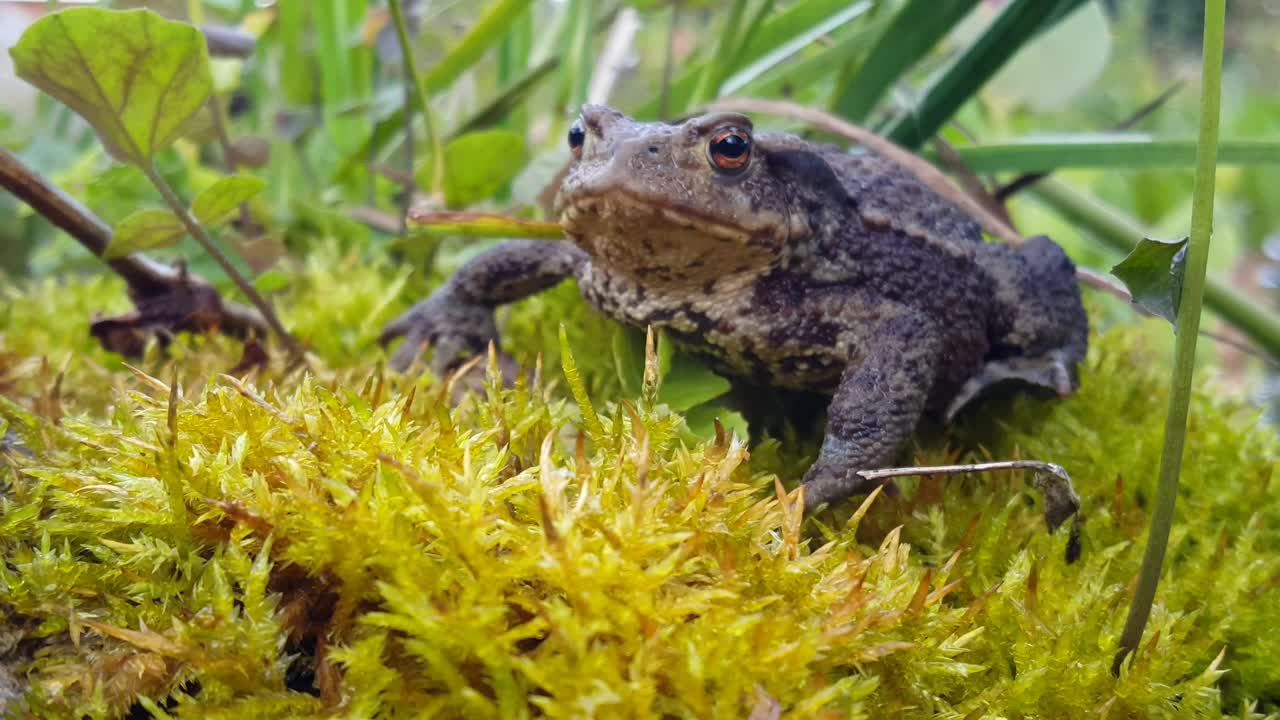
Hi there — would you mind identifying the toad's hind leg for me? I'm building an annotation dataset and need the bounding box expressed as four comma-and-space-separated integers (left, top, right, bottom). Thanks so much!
950, 235, 1089, 422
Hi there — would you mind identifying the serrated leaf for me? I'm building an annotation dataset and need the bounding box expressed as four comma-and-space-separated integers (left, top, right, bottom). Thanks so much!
192, 174, 266, 226
9, 8, 213, 165
1110, 236, 1189, 323
104, 208, 187, 259
432, 130, 528, 208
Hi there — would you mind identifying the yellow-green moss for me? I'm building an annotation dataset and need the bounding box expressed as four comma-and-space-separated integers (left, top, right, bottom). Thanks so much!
1, 257, 1278, 719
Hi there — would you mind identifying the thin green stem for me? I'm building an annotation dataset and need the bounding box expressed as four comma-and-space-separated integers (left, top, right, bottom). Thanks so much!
1113, 0, 1225, 674
1031, 177, 1280, 359
389, 0, 442, 195
142, 163, 301, 359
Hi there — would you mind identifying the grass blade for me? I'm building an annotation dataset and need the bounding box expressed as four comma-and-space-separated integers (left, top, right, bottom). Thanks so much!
929, 137, 1280, 172
630, 0, 861, 119
719, 2, 873, 98
830, 0, 981, 123
883, 0, 1089, 148
422, 0, 534, 95
689, 0, 750, 107
452, 57, 562, 137
314, 0, 372, 156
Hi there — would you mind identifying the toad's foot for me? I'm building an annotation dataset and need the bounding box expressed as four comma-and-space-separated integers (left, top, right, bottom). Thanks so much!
378, 292, 500, 375
944, 350, 1078, 424
799, 460, 896, 512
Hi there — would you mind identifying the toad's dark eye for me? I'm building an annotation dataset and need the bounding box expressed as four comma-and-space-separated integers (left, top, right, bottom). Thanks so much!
708, 127, 751, 172
568, 121, 586, 157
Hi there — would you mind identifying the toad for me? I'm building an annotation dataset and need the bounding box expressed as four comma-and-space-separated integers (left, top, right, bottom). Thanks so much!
380, 105, 1089, 511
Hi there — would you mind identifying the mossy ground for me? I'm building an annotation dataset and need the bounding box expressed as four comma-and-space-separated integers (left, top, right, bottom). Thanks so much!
1, 246, 1278, 718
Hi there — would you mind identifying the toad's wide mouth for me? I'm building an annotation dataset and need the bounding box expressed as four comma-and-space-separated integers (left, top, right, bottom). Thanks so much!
558, 189, 756, 244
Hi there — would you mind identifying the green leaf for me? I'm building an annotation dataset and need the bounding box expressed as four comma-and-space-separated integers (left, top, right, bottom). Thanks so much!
926, 137, 1280, 172
683, 403, 749, 442
612, 326, 645, 398
192, 174, 266, 226
104, 208, 187, 259
437, 130, 527, 208
658, 353, 731, 412
883, 0, 1088, 148
830, 0, 981, 122
1110, 237, 1189, 324
9, 7, 213, 165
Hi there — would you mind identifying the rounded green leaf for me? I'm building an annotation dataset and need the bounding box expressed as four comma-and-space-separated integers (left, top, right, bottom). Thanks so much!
104, 208, 186, 259
438, 130, 527, 208
192, 174, 266, 226
9, 7, 213, 165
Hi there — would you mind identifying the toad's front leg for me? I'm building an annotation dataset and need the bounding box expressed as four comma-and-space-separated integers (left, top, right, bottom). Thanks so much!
800, 313, 940, 512
380, 240, 587, 373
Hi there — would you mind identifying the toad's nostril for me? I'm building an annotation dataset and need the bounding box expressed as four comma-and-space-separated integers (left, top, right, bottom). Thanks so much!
648, 146, 659, 154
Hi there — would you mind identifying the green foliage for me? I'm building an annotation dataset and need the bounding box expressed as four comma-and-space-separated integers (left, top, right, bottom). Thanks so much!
883, 0, 1088, 148
1110, 236, 1189, 323
437, 130, 527, 208
104, 209, 187, 259
1, 273, 1279, 717
9, 8, 212, 166
191, 175, 266, 226
830, 0, 981, 123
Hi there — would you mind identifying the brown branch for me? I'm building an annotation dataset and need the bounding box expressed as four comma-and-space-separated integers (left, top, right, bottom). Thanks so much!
0, 147, 270, 344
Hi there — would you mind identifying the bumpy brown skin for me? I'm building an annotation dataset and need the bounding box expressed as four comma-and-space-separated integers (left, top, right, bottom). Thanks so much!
381, 105, 1089, 511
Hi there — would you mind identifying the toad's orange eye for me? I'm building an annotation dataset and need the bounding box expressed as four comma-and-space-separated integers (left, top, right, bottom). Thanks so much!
708, 127, 751, 172
568, 120, 586, 157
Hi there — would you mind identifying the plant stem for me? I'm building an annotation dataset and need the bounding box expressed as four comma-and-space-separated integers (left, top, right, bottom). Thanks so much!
1031, 177, 1280, 359
389, 0, 443, 196
854, 459, 1079, 532
142, 163, 302, 359
1113, 0, 1225, 674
